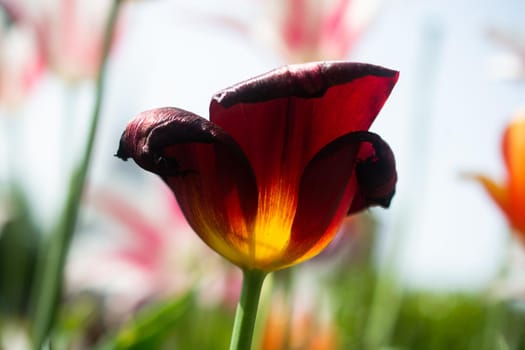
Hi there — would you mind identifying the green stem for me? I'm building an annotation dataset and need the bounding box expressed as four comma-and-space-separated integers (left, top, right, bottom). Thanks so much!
31, 1, 123, 348
229, 269, 267, 350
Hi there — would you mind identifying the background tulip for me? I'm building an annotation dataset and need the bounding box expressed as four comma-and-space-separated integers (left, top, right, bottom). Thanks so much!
473, 111, 525, 238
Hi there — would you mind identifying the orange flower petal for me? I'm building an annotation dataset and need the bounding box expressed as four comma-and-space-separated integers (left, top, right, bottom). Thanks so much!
473, 175, 509, 215
502, 114, 525, 234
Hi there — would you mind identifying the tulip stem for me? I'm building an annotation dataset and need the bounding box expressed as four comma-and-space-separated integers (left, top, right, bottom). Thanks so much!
31, 0, 122, 348
229, 269, 267, 350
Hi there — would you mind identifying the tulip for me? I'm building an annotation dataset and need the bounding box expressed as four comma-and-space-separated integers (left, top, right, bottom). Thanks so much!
212, 0, 380, 63
117, 61, 398, 349
117, 62, 398, 271
275, 0, 381, 62
36, 0, 117, 81
0, 0, 119, 82
474, 112, 525, 237
117, 61, 398, 272
0, 4, 44, 107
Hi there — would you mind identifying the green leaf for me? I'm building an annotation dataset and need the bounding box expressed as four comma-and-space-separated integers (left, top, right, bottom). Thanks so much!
98, 292, 194, 350
0, 186, 41, 317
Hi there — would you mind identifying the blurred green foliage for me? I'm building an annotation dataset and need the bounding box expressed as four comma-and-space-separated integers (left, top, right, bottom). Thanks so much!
0, 186, 40, 317
1, 192, 524, 350
87, 292, 233, 350
1, 201, 525, 349
44, 226, 525, 350
50, 270, 525, 350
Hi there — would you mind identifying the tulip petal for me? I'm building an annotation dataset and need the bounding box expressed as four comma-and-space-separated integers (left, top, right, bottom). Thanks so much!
279, 132, 396, 268
502, 115, 525, 234
347, 136, 397, 213
209, 61, 398, 209
472, 175, 509, 214
116, 107, 259, 267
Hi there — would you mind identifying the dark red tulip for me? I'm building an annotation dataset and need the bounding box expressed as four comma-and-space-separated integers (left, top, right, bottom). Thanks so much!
117, 61, 398, 271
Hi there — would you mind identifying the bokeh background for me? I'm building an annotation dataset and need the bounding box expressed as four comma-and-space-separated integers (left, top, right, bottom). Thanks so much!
1, 0, 525, 349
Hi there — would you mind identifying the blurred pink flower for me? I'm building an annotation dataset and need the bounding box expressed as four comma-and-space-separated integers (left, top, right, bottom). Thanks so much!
37, 0, 120, 81
0, 0, 120, 82
0, 5, 45, 107
273, 0, 381, 62
209, 0, 381, 63
66, 187, 241, 320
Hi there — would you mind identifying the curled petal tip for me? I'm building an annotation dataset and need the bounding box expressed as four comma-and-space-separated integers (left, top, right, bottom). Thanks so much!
346, 132, 397, 214
116, 107, 225, 175
355, 142, 397, 207
115, 131, 131, 160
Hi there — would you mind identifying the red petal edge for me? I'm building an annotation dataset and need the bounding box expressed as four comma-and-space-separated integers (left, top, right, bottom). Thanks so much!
212, 61, 398, 107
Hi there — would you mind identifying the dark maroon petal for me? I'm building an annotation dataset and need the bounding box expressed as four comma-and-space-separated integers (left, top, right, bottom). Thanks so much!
116, 107, 222, 174
280, 131, 396, 265
348, 134, 397, 214
116, 108, 259, 265
209, 62, 398, 204
213, 61, 398, 106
